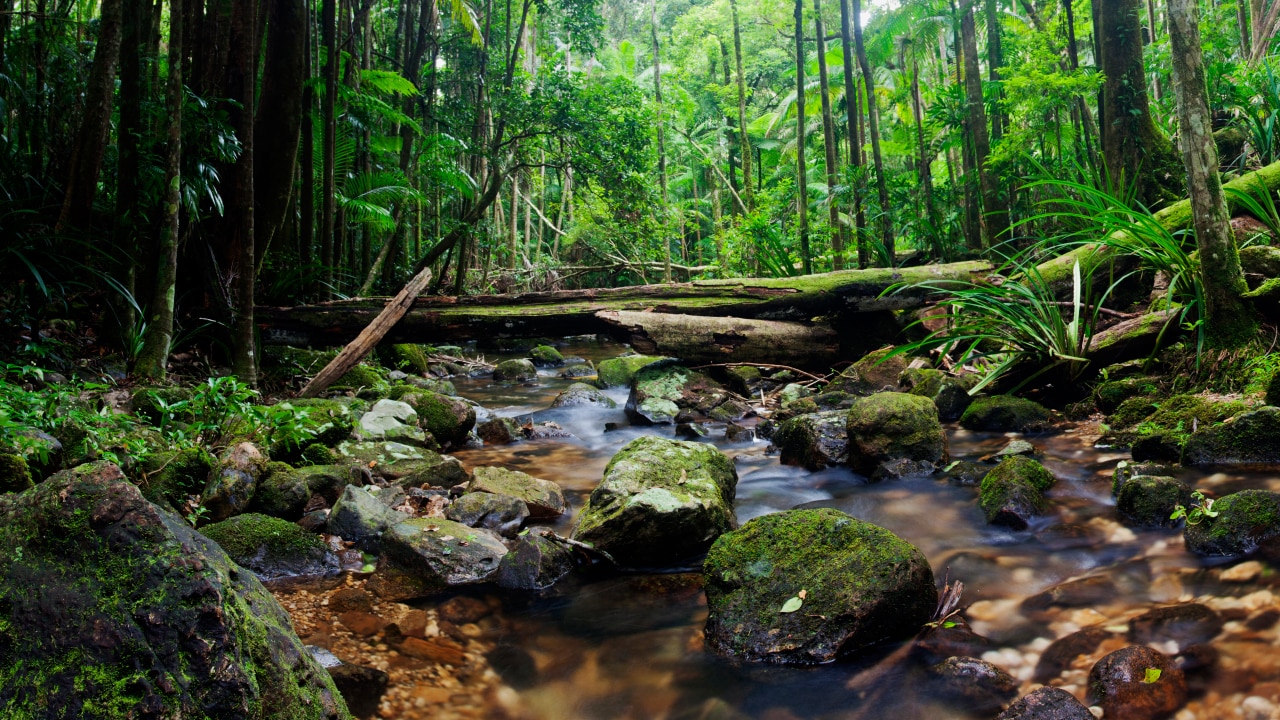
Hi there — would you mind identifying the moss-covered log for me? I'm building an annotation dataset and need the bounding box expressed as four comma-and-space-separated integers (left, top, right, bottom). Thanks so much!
1035, 159, 1280, 289
594, 311, 840, 369
258, 261, 991, 346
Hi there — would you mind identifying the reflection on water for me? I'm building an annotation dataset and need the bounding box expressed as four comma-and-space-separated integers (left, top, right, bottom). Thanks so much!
352, 343, 1280, 718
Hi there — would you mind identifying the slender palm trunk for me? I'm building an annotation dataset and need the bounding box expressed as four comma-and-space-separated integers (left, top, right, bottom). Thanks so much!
852, 0, 892, 265
652, 0, 671, 282
731, 0, 753, 212
815, 0, 842, 269
794, 0, 812, 274
839, 0, 865, 267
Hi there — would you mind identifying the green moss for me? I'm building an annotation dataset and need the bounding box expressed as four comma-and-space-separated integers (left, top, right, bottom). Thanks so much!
382, 343, 432, 373
131, 386, 193, 425
0, 452, 32, 494
529, 345, 564, 366
1184, 489, 1280, 556
493, 359, 538, 382
332, 363, 388, 392
299, 443, 335, 466
1093, 378, 1162, 414
978, 456, 1055, 528
1111, 460, 1172, 497
1116, 476, 1191, 529
131, 447, 217, 510
981, 455, 1056, 493
250, 463, 311, 520
595, 354, 666, 387
960, 395, 1052, 433
401, 390, 475, 445
201, 513, 326, 562
702, 508, 936, 664
1183, 406, 1280, 465
845, 392, 946, 475
1108, 396, 1160, 429
1137, 394, 1247, 444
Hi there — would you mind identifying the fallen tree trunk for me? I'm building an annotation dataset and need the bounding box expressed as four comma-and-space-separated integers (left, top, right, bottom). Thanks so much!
297, 268, 433, 398
1035, 159, 1280, 288
259, 261, 991, 347
594, 311, 841, 369
1086, 308, 1181, 368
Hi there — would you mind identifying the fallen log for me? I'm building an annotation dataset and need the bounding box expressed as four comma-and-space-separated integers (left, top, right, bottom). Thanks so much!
594, 311, 841, 369
258, 261, 992, 347
1035, 159, 1280, 288
1085, 308, 1181, 368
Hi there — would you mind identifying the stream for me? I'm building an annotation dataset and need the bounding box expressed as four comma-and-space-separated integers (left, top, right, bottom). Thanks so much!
274, 340, 1280, 720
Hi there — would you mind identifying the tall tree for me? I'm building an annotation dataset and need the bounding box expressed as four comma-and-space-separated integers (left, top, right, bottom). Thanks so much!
320, 0, 339, 296
730, 0, 753, 212
226, 0, 258, 383
815, 0, 843, 269
838, 0, 866, 267
794, 0, 812, 274
133, 0, 183, 380
1096, 0, 1181, 205
54, 0, 124, 232
254, 0, 307, 269
1168, 0, 1256, 345
652, 0, 672, 282
961, 4, 1007, 247
852, 0, 892, 265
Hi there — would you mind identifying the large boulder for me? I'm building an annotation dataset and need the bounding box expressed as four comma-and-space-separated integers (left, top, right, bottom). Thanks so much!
0, 463, 349, 718
772, 411, 849, 470
979, 456, 1056, 530
827, 347, 908, 396
327, 485, 411, 551
445, 492, 529, 537
469, 466, 567, 519
354, 399, 429, 447
372, 518, 508, 599
529, 345, 565, 367
960, 395, 1052, 433
0, 452, 33, 494
398, 390, 476, 447
202, 442, 269, 522
1183, 406, 1280, 465
201, 513, 339, 581
703, 508, 937, 664
625, 363, 731, 425
845, 392, 947, 477
250, 462, 313, 520
495, 528, 577, 591
572, 436, 738, 566
1183, 489, 1280, 557
595, 354, 666, 388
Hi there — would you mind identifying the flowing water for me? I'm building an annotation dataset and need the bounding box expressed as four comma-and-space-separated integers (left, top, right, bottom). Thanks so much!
275, 341, 1280, 720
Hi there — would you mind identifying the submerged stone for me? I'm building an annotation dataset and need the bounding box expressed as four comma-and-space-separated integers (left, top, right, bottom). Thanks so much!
996, 687, 1094, 720
1116, 476, 1193, 529
493, 359, 538, 382
703, 508, 936, 664
960, 395, 1052, 433
772, 410, 848, 470
1086, 645, 1187, 720
978, 456, 1056, 530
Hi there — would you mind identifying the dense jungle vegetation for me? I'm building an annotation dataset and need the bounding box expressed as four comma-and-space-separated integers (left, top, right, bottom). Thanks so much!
1, 0, 1279, 382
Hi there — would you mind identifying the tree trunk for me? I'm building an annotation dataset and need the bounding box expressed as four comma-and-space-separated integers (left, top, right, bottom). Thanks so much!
1097, 0, 1182, 206
596, 311, 841, 368
259, 261, 993, 347
254, 0, 307, 270
1168, 0, 1256, 346
133, 0, 184, 380
910, 57, 939, 257
815, 0, 843, 270
113, 0, 153, 337
794, 0, 812, 274
54, 0, 124, 232
838, 0, 865, 268
731, 0, 753, 212
228, 0, 258, 383
852, 0, 892, 265
962, 7, 1007, 248
320, 0, 339, 297
652, 0, 672, 282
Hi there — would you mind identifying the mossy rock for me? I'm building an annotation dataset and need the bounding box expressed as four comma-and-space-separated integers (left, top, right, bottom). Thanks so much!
1107, 396, 1161, 430
375, 518, 507, 598
0, 464, 350, 718
551, 383, 617, 408
0, 452, 33, 494
131, 447, 217, 510
978, 456, 1056, 530
381, 343, 432, 374
595, 354, 667, 388
529, 345, 565, 368
571, 436, 738, 566
493, 359, 538, 382
300, 443, 337, 466
1183, 406, 1280, 466
1111, 460, 1174, 497
845, 392, 947, 477
827, 347, 909, 397
1184, 489, 1280, 557
470, 466, 567, 519
960, 396, 1052, 433
773, 397, 820, 424
900, 368, 973, 422
202, 443, 269, 523
1116, 476, 1192, 529
332, 363, 389, 393
250, 462, 313, 520
1094, 378, 1162, 414
268, 398, 357, 461
1240, 245, 1280, 288
725, 365, 764, 395
625, 363, 730, 425
201, 513, 338, 581
703, 508, 937, 664
386, 376, 457, 398
772, 411, 849, 470
130, 386, 194, 425
398, 390, 476, 446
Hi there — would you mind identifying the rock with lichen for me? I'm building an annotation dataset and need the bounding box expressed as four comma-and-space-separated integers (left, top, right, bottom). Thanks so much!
201, 513, 339, 581
845, 392, 947, 477
960, 395, 1053, 433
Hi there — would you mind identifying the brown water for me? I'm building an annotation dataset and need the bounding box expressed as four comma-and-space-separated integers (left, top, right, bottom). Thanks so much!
280, 342, 1280, 720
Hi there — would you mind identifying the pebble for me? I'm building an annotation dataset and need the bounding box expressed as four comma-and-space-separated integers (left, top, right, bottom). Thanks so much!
1243, 696, 1280, 720
1223, 561, 1265, 583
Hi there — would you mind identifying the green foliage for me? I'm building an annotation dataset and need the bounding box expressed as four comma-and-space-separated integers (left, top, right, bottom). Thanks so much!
1170, 490, 1220, 526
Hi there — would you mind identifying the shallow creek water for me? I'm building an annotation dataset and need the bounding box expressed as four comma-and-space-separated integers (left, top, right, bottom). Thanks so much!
272, 342, 1280, 720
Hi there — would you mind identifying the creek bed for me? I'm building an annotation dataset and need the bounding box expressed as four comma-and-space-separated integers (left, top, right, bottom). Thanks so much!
271, 341, 1280, 719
